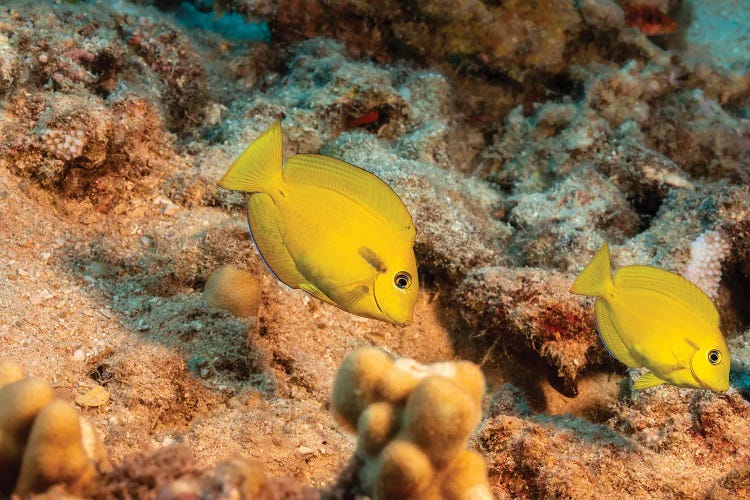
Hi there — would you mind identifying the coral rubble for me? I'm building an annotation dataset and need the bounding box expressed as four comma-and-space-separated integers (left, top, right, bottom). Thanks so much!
477, 382, 750, 498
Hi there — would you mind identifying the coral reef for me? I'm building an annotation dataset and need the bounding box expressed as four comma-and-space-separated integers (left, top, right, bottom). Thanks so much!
453, 266, 607, 398
0, 360, 107, 496
0, 0, 749, 497
332, 347, 492, 499
476, 383, 750, 498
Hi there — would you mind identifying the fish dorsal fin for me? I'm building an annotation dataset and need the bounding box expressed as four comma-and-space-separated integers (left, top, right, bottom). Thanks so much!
614, 266, 719, 326
247, 192, 306, 289
595, 300, 640, 367
633, 372, 666, 390
570, 243, 614, 297
284, 154, 416, 244
218, 121, 283, 193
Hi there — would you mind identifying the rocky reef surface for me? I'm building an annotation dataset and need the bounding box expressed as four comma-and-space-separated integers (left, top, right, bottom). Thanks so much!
0, 0, 749, 497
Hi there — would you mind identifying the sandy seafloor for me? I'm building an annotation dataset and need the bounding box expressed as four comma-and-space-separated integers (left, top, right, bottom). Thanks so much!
1, 0, 750, 498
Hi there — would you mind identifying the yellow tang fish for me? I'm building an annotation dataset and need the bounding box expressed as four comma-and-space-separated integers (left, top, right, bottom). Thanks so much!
570, 243, 730, 392
218, 121, 418, 326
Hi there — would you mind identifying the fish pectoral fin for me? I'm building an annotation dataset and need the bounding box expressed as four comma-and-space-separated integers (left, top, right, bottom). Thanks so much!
248, 193, 306, 288
614, 266, 719, 326
595, 300, 640, 367
284, 154, 416, 244
670, 349, 688, 370
299, 282, 335, 305
335, 280, 373, 311
633, 372, 666, 390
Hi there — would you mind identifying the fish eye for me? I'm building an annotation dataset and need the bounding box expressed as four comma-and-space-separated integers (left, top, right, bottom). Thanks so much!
707, 349, 722, 365
394, 272, 412, 290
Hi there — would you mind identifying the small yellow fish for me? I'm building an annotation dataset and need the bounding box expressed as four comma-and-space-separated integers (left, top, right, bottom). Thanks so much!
218, 121, 418, 326
570, 243, 730, 392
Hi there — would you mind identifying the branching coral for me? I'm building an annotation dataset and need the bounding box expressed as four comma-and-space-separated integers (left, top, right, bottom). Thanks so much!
0, 360, 107, 496
332, 347, 492, 500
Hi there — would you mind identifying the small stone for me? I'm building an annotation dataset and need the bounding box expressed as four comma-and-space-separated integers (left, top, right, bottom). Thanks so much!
72, 349, 86, 362
75, 385, 110, 407
28, 294, 44, 306
81, 213, 98, 225
162, 436, 178, 447
162, 202, 179, 216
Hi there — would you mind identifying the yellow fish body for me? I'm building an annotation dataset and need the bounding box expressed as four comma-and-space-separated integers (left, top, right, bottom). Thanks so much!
218, 121, 418, 326
570, 243, 730, 392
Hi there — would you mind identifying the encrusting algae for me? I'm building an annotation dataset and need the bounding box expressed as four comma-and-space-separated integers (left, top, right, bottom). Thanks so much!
218, 120, 418, 326
571, 243, 731, 392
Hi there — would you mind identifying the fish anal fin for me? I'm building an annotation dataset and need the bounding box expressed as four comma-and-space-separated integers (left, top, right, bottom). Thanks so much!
615, 266, 719, 326
247, 193, 305, 288
633, 372, 666, 390
284, 154, 415, 243
299, 282, 335, 305
595, 300, 640, 367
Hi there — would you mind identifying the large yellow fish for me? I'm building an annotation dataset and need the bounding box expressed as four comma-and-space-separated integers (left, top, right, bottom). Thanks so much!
570, 243, 730, 392
218, 121, 418, 326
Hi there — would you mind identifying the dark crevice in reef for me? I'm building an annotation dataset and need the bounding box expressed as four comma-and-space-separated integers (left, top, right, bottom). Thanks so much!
724, 263, 750, 335
628, 188, 664, 233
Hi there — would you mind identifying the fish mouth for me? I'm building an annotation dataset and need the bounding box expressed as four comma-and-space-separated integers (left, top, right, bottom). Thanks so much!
372, 289, 409, 327
688, 362, 726, 392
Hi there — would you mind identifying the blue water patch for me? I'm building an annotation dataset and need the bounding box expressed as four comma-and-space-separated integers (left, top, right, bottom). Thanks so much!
176, 2, 270, 43
730, 368, 750, 401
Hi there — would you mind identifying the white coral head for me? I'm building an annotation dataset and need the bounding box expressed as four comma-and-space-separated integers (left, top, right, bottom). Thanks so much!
684, 230, 730, 300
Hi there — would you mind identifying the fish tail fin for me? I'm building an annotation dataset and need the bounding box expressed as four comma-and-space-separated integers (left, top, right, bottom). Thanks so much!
570, 243, 614, 298
218, 120, 284, 193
